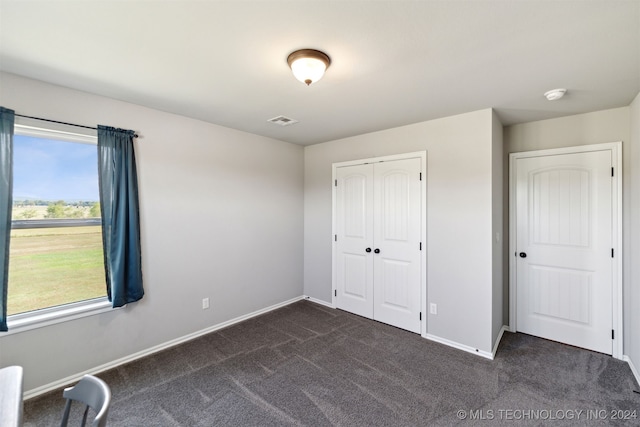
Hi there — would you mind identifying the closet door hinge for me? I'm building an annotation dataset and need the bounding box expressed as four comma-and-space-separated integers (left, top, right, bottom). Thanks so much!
335, 235, 337, 242
419, 242, 422, 251
335, 289, 337, 297
612, 329, 615, 339
419, 312, 422, 321
419, 172, 422, 181
335, 179, 337, 187
612, 167, 614, 177
611, 248, 614, 258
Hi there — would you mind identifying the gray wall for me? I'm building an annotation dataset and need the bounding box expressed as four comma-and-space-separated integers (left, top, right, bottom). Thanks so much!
504, 106, 634, 361
491, 111, 504, 346
0, 72, 304, 392
304, 109, 503, 355
629, 93, 640, 375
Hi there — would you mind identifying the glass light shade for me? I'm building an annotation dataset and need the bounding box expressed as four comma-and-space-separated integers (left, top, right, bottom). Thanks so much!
290, 57, 327, 85
287, 49, 331, 86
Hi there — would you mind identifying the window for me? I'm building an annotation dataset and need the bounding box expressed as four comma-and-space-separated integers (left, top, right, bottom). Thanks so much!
7, 123, 109, 331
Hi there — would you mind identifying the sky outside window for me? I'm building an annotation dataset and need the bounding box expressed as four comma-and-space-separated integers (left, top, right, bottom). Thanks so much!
13, 135, 99, 202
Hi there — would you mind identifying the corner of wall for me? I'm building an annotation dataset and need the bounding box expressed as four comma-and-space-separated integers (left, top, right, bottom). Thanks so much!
626, 92, 640, 381
491, 111, 505, 345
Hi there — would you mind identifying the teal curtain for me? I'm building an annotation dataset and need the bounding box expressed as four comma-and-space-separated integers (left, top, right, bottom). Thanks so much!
97, 126, 144, 307
0, 108, 15, 331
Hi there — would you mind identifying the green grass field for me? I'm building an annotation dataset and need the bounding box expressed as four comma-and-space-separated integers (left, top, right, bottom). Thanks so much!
7, 226, 107, 316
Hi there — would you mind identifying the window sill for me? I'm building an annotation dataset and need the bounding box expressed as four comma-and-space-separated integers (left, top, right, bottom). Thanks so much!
3, 298, 113, 336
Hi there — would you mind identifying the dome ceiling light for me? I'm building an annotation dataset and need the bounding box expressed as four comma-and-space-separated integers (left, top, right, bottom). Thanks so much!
287, 49, 331, 86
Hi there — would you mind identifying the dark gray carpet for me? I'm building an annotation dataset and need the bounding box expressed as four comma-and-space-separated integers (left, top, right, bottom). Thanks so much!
23, 300, 640, 426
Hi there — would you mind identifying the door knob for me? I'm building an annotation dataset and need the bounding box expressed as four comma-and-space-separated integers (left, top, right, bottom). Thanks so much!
374, 248, 380, 254
519, 252, 527, 258
365, 248, 372, 253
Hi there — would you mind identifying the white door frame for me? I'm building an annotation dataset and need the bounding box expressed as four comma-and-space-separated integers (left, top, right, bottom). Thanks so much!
332, 151, 427, 335
509, 142, 622, 359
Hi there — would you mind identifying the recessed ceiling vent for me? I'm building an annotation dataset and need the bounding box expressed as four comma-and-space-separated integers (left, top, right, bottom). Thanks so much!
267, 115, 299, 127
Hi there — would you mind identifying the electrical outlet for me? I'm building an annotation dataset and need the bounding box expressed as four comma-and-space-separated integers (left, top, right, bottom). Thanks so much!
430, 303, 437, 315
202, 298, 210, 310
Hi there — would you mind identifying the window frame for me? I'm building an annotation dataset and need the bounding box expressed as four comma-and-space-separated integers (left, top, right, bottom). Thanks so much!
5, 121, 111, 335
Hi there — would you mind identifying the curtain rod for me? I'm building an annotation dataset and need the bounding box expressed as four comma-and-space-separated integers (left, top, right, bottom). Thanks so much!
14, 113, 139, 138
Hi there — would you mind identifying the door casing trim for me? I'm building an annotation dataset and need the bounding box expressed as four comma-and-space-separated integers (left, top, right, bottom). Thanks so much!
508, 142, 622, 359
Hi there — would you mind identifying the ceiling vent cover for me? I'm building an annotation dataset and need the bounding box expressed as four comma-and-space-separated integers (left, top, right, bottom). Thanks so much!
267, 115, 299, 127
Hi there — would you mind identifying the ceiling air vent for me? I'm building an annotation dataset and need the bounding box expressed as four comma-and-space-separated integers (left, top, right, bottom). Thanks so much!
267, 115, 299, 127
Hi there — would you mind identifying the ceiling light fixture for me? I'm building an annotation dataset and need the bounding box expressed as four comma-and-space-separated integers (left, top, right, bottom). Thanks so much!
287, 49, 331, 86
544, 88, 567, 101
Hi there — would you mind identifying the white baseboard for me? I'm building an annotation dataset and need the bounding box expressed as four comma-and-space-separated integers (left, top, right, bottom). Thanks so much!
303, 295, 334, 308
623, 355, 640, 388
492, 325, 509, 358
23, 295, 304, 400
307, 298, 498, 361
309, 298, 498, 361
425, 333, 494, 360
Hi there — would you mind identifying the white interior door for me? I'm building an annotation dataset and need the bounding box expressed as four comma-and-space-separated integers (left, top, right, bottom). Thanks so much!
373, 159, 422, 333
335, 157, 422, 333
336, 164, 374, 318
515, 150, 613, 354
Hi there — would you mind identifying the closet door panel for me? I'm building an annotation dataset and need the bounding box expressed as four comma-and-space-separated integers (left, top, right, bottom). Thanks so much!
373, 158, 421, 333
335, 164, 374, 318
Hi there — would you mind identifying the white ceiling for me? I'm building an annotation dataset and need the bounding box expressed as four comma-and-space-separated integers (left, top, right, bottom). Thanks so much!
1, 1, 638, 146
